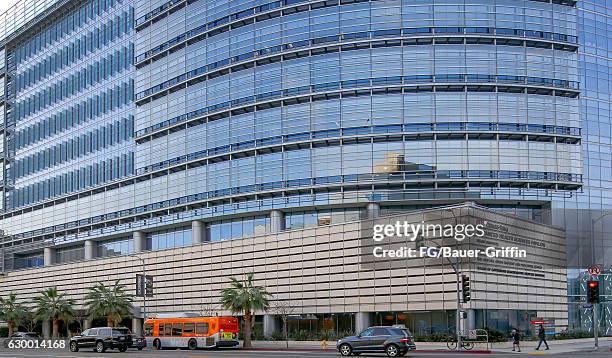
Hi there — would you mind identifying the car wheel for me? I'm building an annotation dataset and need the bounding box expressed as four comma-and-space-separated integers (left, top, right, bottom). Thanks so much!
153, 339, 161, 350
96, 341, 106, 353
339, 343, 352, 356
69, 341, 79, 352
188, 339, 197, 350
119, 345, 127, 352
385, 344, 400, 357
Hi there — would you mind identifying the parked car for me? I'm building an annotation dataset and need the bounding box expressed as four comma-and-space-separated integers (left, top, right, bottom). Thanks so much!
69, 327, 133, 353
2, 332, 40, 348
130, 335, 146, 350
336, 326, 416, 357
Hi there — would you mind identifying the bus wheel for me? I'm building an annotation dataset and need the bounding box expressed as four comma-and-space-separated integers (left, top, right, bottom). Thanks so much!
188, 339, 197, 350
153, 339, 161, 350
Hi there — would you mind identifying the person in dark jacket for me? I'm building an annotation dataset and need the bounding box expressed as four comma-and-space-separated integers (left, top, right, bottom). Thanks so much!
510, 329, 521, 352
535, 324, 549, 350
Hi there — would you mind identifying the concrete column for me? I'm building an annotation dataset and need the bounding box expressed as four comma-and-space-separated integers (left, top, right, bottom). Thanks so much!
192, 220, 207, 244
270, 209, 285, 233
132, 318, 143, 336
42, 320, 51, 339
367, 202, 380, 219
355, 312, 372, 334
43, 247, 55, 266
263, 314, 278, 338
83, 318, 92, 331
84, 240, 95, 260
133, 231, 146, 252
466, 309, 476, 330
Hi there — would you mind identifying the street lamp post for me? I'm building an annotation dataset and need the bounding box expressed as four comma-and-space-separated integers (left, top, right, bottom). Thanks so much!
129, 253, 147, 334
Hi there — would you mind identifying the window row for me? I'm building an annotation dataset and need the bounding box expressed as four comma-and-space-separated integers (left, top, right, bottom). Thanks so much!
135, 0, 577, 66
6, 137, 574, 211
284, 208, 364, 230
146, 227, 192, 250
55, 245, 85, 264
17, 43, 133, 104
15, 0, 129, 65
4, 180, 574, 247
13, 252, 43, 269
14, 116, 134, 180
97, 236, 133, 257
135, 33, 578, 101
15, 80, 133, 137
207, 216, 270, 242
136, 121, 581, 176
136, 77, 579, 140
10, 153, 134, 209
16, 53, 133, 122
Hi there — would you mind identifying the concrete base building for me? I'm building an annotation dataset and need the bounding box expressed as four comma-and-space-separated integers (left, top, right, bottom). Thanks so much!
0, 203, 567, 337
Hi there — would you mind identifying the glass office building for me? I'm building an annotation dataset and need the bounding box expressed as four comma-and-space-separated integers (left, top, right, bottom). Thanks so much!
0, 0, 608, 333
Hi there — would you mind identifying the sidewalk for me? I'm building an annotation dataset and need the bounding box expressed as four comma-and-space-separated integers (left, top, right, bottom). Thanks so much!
490, 338, 612, 354
247, 337, 612, 354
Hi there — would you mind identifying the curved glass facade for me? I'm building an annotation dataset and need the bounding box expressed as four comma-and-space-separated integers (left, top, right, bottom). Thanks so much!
7, 0, 135, 209
132, 0, 581, 216
0, 0, 583, 242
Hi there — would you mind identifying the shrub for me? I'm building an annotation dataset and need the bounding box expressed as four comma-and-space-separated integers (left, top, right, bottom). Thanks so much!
318, 330, 335, 340
252, 325, 266, 340
484, 327, 506, 342
0, 327, 8, 338
414, 333, 451, 342
271, 332, 285, 341
553, 330, 594, 340
290, 330, 312, 341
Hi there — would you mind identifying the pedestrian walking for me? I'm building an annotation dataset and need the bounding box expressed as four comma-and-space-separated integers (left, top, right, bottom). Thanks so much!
510, 329, 521, 352
535, 324, 549, 350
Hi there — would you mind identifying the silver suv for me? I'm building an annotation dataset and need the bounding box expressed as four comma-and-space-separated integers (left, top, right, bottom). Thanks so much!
336, 326, 416, 357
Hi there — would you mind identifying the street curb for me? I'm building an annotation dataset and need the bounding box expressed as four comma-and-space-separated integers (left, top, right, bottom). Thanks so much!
416, 350, 491, 354
243, 347, 492, 354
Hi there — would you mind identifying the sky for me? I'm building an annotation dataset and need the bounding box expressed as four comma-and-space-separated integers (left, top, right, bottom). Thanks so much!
0, 0, 19, 15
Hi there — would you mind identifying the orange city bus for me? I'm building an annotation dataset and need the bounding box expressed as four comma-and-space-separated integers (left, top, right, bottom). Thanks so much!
144, 316, 239, 350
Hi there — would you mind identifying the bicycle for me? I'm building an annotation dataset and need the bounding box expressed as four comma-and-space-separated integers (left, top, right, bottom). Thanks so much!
446, 337, 474, 350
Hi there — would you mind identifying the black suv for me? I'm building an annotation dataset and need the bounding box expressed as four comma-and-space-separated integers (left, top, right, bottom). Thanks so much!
336, 326, 416, 357
69, 327, 133, 353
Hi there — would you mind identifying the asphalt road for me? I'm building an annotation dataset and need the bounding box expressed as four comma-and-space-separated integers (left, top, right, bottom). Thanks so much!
0, 348, 611, 358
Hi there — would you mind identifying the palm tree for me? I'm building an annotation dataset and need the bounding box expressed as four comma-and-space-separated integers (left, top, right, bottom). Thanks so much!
32, 287, 75, 339
85, 280, 133, 327
221, 272, 271, 348
0, 293, 27, 337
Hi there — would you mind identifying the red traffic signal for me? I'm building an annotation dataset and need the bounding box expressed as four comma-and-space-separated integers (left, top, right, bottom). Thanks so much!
587, 280, 600, 304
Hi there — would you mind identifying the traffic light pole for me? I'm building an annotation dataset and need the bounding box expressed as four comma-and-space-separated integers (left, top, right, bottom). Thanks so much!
456, 269, 462, 352
130, 253, 147, 334
594, 303, 598, 349
421, 207, 463, 351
